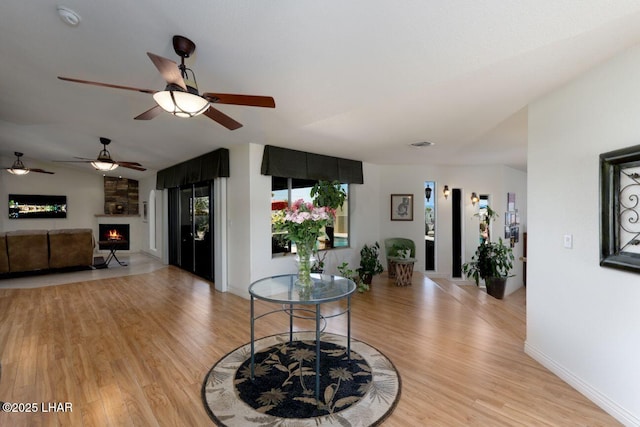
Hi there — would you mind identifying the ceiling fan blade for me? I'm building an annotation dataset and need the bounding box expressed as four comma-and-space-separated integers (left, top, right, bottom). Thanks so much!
29, 168, 55, 174
203, 106, 243, 130
58, 76, 156, 94
146, 53, 187, 91
117, 161, 144, 167
116, 162, 146, 171
53, 159, 93, 163
134, 105, 163, 120
203, 93, 275, 108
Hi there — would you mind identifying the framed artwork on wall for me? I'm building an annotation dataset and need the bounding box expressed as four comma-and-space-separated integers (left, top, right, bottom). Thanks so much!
390, 194, 413, 221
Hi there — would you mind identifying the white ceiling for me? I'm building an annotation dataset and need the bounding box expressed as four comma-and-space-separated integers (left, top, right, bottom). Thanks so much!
2, 1, 640, 179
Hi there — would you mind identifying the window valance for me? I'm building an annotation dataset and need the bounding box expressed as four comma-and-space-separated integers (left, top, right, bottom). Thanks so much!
260, 145, 363, 184
156, 148, 230, 189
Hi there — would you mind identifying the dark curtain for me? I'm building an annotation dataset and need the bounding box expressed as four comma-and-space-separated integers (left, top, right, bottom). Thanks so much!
156, 148, 230, 190
261, 145, 363, 184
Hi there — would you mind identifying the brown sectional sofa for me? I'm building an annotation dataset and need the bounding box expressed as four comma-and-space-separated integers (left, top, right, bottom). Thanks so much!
0, 233, 8, 273
0, 228, 94, 275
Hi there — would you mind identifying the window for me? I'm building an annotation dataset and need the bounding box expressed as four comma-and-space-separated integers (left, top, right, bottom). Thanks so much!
600, 144, 640, 273
271, 177, 349, 255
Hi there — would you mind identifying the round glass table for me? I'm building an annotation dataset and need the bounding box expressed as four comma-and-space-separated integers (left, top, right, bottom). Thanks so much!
249, 273, 356, 400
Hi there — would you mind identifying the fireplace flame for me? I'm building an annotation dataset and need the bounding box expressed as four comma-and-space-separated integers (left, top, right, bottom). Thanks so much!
107, 229, 123, 241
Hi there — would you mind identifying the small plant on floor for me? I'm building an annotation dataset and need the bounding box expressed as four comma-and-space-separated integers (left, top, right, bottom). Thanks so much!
357, 242, 384, 285
462, 237, 514, 299
337, 262, 368, 292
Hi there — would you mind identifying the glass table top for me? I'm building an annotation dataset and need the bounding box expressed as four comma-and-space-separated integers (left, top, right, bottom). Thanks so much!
249, 274, 356, 304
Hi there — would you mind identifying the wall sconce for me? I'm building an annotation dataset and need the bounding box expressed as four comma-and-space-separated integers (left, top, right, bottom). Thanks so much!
425, 184, 432, 202
443, 185, 450, 199
471, 192, 479, 206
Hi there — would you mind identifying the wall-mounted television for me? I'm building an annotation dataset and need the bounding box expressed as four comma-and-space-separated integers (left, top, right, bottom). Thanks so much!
9, 194, 67, 219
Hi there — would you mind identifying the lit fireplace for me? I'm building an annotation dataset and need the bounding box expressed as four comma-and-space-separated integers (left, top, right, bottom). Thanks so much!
107, 229, 123, 240
98, 224, 130, 250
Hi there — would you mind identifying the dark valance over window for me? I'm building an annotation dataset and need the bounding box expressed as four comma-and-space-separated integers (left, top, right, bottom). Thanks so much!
260, 145, 364, 184
156, 148, 230, 189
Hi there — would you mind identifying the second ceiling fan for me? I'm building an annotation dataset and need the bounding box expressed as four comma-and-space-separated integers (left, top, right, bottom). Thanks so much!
59, 35, 275, 130
55, 137, 146, 172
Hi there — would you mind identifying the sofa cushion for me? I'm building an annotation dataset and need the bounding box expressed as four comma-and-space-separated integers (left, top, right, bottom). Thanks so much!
48, 228, 94, 269
6, 230, 49, 272
0, 233, 8, 274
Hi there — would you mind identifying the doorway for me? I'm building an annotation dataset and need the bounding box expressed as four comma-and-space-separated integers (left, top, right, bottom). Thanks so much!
169, 182, 214, 281
424, 181, 436, 271
452, 188, 462, 278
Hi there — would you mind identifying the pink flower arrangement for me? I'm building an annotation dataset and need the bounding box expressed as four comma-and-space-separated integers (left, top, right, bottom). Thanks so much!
276, 199, 332, 245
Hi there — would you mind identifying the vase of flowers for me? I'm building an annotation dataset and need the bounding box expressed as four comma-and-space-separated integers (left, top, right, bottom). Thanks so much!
274, 199, 332, 289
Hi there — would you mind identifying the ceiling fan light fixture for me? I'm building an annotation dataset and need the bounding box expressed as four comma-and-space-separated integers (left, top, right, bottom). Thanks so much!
8, 167, 29, 176
91, 142, 119, 171
7, 154, 30, 175
91, 160, 118, 171
153, 84, 209, 118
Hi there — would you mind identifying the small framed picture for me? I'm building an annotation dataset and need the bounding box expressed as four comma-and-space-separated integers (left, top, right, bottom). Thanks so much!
390, 194, 413, 221
142, 201, 148, 223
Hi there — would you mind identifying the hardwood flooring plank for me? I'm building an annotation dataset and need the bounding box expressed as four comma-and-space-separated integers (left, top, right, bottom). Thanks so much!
0, 265, 621, 426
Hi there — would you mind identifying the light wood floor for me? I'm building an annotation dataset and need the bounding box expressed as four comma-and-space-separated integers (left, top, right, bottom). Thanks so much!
0, 266, 620, 426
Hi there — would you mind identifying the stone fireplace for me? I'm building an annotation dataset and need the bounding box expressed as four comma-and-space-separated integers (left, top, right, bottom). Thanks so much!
98, 224, 130, 250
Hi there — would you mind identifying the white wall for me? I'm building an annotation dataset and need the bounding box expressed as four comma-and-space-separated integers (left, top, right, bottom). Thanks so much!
0, 160, 145, 254
377, 164, 526, 294
225, 144, 382, 297
226, 143, 253, 296
527, 45, 640, 425
0, 159, 102, 231
226, 145, 526, 297
139, 175, 162, 259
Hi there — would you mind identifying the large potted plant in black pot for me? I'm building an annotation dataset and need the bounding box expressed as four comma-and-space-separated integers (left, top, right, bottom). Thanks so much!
462, 238, 514, 299
310, 180, 347, 248
357, 242, 384, 285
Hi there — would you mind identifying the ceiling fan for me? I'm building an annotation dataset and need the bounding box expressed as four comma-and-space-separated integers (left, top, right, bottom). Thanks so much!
2, 152, 54, 175
55, 137, 146, 172
58, 35, 275, 130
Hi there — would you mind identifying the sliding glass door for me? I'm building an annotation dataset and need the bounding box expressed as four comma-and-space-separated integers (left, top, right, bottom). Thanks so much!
169, 182, 214, 281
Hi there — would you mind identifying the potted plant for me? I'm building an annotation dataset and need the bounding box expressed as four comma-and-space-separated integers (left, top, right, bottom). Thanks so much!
390, 242, 412, 259
310, 249, 327, 273
475, 205, 498, 243
310, 180, 347, 248
357, 242, 384, 285
462, 238, 514, 299
337, 261, 368, 292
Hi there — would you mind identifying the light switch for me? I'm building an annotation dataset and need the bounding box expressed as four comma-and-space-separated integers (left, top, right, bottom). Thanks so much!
563, 234, 573, 249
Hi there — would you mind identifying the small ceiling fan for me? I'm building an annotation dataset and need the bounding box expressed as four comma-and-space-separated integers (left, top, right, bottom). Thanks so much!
58, 35, 275, 130
2, 152, 54, 175
55, 137, 146, 172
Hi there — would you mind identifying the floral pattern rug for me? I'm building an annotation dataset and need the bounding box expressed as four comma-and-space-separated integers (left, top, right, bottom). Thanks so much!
201, 332, 401, 426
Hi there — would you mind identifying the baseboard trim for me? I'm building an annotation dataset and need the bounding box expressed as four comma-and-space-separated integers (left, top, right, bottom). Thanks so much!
525, 341, 639, 426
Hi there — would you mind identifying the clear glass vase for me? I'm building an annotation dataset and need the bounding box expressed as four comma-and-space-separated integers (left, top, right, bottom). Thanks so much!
295, 240, 314, 289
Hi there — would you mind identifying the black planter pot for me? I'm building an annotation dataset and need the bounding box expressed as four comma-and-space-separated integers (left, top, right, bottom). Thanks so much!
361, 273, 373, 285
485, 277, 507, 299
326, 226, 335, 248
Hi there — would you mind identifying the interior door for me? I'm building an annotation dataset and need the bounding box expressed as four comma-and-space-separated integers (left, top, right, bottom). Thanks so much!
452, 188, 462, 278
193, 184, 213, 279
169, 183, 214, 281
179, 187, 194, 271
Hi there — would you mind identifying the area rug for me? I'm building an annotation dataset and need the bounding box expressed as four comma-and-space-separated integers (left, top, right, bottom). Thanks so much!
202, 331, 401, 426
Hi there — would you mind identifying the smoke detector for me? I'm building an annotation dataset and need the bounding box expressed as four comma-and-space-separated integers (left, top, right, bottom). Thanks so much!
57, 6, 81, 27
